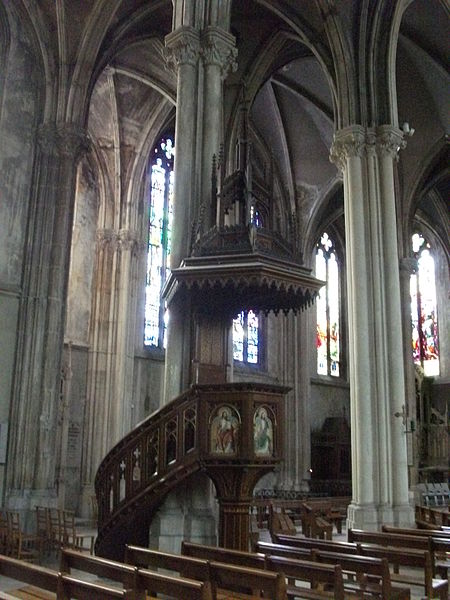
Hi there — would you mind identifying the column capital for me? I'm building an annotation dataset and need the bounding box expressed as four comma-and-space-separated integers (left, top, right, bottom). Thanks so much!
201, 26, 237, 78
37, 122, 90, 160
96, 228, 118, 249
329, 125, 367, 171
164, 26, 201, 71
375, 125, 407, 159
118, 229, 139, 254
330, 125, 406, 171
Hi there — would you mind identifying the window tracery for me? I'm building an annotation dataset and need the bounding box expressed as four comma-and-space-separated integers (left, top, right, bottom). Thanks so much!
144, 135, 174, 348
410, 232, 440, 376
315, 232, 340, 377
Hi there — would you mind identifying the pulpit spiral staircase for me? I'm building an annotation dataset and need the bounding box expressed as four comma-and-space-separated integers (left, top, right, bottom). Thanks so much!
95, 382, 288, 560
95, 139, 324, 560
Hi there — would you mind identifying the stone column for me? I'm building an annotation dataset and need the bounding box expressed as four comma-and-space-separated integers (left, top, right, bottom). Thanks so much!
6, 123, 89, 513
80, 228, 118, 516
399, 257, 419, 486
163, 27, 201, 403
80, 228, 141, 517
200, 27, 237, 230
330, 125, 413, 529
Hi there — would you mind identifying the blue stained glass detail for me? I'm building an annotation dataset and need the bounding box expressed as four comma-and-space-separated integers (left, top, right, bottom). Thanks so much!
233, 310, 259, 364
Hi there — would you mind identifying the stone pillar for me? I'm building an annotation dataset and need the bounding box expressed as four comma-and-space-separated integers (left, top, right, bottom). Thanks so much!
6, 123, 89, 513
200, 27, 236, 230
399, 257, 419, 486
330, 125, 413, 529
296, 310, 313, 491
163, 27, 201, 403
80, 228, 141, 517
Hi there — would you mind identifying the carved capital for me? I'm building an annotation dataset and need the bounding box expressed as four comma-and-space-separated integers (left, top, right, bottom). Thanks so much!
37, 122, 90, 160
375, 125, 407, 160
164, 26, 201, 71
330, 125, 406, 171
118, 229, 139, 253
201, 27, 237, 78
329, 126, 366, 171
96, 228, 118, 249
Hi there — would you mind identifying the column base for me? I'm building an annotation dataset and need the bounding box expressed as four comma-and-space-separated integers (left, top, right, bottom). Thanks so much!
149, 475, 217, 553
347, 502, 415, 531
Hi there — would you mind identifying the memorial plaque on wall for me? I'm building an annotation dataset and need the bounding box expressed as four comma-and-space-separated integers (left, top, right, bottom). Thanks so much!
67, 422, 81, 467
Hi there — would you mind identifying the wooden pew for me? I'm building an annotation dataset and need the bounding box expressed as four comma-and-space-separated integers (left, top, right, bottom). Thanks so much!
131, 543, 286, 600
416, 505, 449, 529
125, 544, 210, 579
357, 543, 448, 600
429, 536, 450, 580
182, 541, 346, 599
258, 542, 410, 600
60, 548, 140, 597
57, 573, 129, 599
311, 549, 412, 600
61, 547, 213, 600
348, 528, 430, 551
269, 504, 297, 537
264, 555, 345, 600
208, 562, 287, 600
382, 524, 450, 538
272, 533, 359, 555
266, 535, 448, 599
136, 568, 213, 600
0, 554, 130, 599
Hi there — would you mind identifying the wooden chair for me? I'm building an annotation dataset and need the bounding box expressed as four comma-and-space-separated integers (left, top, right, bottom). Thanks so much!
6, 511, 43, 562
0, 511, 8, 555
61, 510, 95, 554
35, 506, 53, 555
47, 507, 63, 552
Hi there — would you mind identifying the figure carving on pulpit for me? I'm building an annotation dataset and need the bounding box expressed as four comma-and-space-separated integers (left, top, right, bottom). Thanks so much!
254, 406, 273, 456
210, 406, 240, 454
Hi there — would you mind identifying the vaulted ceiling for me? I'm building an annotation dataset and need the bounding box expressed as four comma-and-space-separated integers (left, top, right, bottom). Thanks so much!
19, 0, 448, 247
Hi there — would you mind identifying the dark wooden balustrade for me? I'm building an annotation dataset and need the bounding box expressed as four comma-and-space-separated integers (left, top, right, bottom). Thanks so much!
95, 382, 288, 560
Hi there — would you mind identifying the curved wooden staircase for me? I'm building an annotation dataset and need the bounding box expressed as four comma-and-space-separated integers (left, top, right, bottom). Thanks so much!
95, 382, 288, 560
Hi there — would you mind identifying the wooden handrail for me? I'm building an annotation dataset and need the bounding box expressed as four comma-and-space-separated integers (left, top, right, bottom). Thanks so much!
95, 382, 288, 559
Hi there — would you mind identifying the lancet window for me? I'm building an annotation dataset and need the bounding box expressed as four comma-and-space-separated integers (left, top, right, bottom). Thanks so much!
144, 135, 174, 348
410, 232, 439, 376
233, 310, 259, 364
315, 232, 340, 376
232, 204, 262, 365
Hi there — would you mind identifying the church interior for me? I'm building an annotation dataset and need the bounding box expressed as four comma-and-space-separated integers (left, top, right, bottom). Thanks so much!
0, 0, 448, 594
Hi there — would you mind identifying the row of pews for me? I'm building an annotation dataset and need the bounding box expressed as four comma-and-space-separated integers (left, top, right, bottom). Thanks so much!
0, 524, 448, 599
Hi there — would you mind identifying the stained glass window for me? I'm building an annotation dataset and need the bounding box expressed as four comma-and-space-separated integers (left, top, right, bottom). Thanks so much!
233, 310, 259, 364
410, 233, 439, 376
315, 232, 340, 376
144, 135, 174, 347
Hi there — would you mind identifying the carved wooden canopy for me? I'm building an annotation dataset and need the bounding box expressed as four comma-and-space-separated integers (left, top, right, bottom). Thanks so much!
163, 225, 324, 317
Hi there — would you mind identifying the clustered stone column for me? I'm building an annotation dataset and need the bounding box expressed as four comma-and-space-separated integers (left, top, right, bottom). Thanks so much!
330, 125, 414, 529
399, 256, 419, 485
163, 23, 236, 403
7, 122, 89, 513
80, 227, 141, 517
163, 27, 201, 403
200, 26, 237, 230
